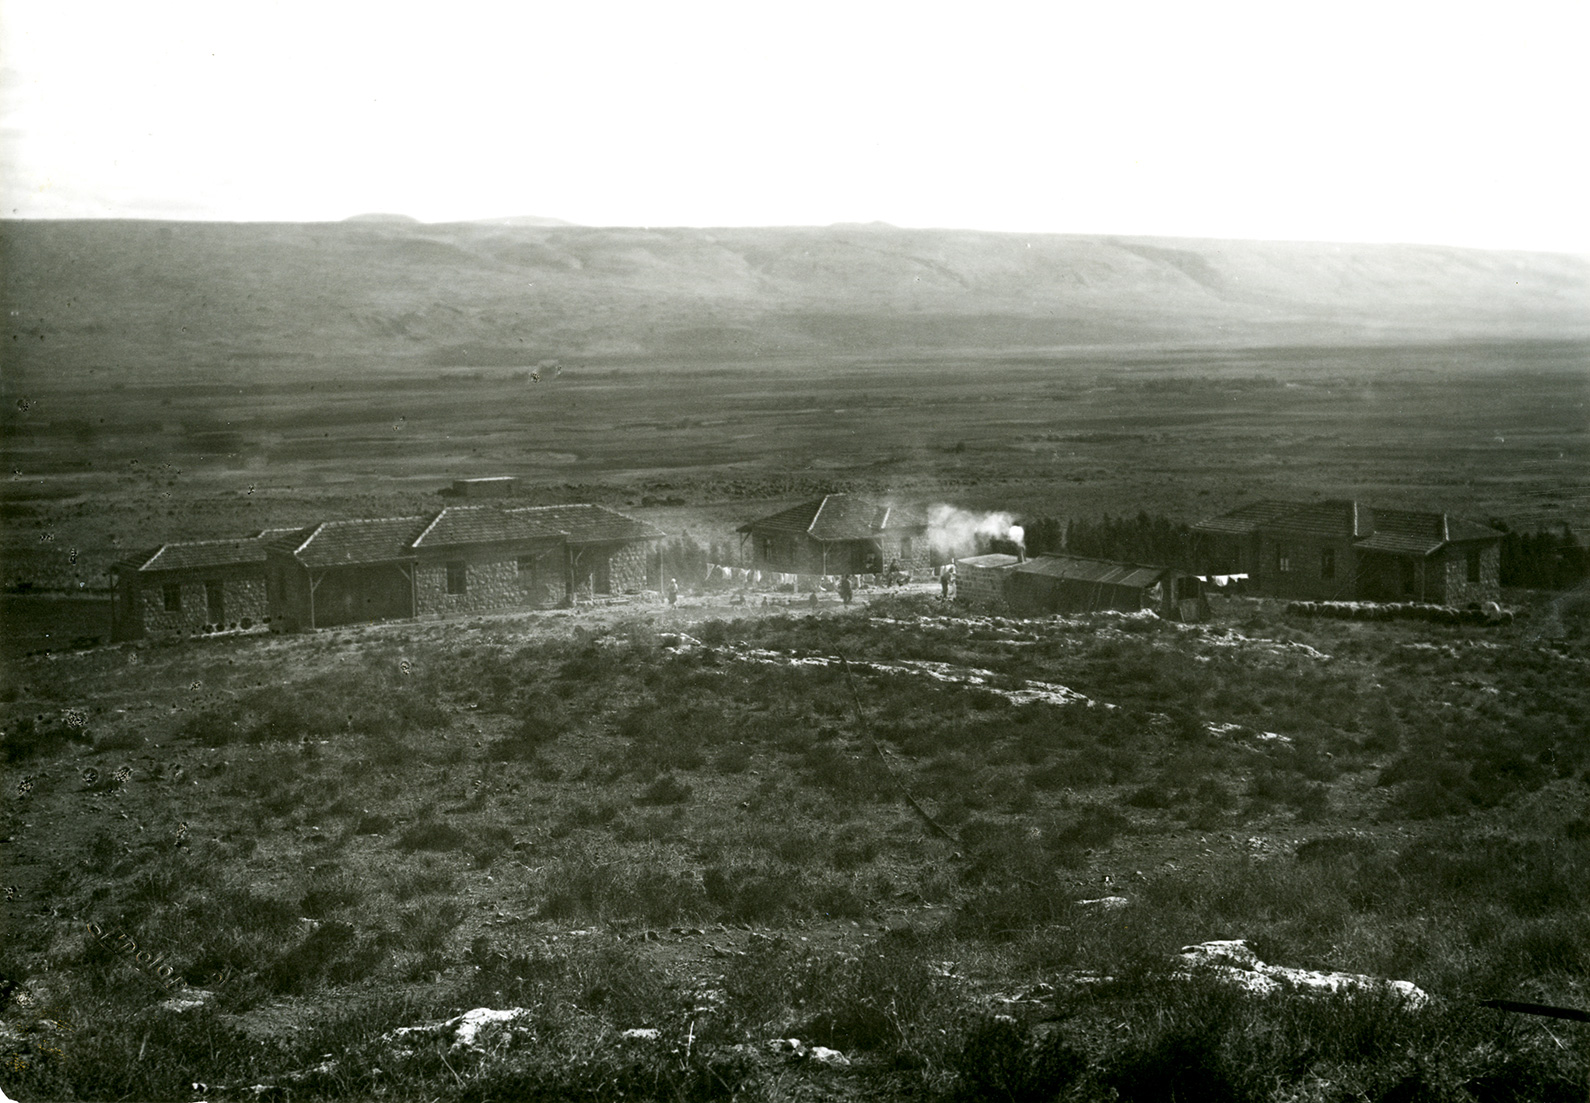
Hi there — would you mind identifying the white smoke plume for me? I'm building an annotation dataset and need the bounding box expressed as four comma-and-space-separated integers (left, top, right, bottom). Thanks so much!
927, 504, 1020, 556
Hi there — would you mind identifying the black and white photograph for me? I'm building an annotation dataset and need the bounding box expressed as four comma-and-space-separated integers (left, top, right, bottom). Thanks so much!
2, 2, 1587, 1099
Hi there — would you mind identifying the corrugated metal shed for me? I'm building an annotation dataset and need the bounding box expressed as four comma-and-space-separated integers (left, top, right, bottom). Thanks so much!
737, 494, 926, 541
1005, 553, 1176, 615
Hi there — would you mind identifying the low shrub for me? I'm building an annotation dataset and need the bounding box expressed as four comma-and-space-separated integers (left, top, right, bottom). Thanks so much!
394, 819, 470, 852
637, 773, 692, 805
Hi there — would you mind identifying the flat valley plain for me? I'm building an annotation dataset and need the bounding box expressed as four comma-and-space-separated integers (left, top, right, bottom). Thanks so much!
4, 340, 1587, 597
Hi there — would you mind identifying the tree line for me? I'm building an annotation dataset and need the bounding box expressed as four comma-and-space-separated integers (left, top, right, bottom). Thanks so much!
1490, 522, 1590, 590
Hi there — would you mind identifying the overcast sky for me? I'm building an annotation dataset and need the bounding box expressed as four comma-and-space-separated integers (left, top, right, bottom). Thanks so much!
2, 1, 1586, 253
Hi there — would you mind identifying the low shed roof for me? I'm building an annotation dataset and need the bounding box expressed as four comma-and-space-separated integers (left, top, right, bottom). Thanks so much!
956, 553, 1021, 569
738, 494, 927, 541
1013, 553, 1173, 590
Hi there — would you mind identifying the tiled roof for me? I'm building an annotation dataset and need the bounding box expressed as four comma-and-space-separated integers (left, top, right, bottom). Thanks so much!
127, 531, 306, 573
1191, 500, 1296, 536
289, 517, 427, 567
507, 504, 666, 544
411, 507, 570, 548
1013, 553, 1172, 590
738, 495, 928, 540
1199, 498, 1500, 556
1261, 499, 1368, 539
1355, 510, 1500, 555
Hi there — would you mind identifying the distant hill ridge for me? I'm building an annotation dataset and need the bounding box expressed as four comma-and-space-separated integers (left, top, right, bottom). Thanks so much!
2, 220, 1586, 376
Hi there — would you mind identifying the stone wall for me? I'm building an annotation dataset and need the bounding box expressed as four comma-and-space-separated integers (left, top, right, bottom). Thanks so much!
1255, 535, 1359, 601
955, 556, 1018, 607
608, 542, 649, 593
139, 575, 268, 638
416, 556, 563, 616
1436, 543, 1500, 605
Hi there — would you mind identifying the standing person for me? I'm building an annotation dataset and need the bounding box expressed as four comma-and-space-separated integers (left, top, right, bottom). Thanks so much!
941, 564, 955, 601
667, 577, 679, 606
839, 574, 853, 606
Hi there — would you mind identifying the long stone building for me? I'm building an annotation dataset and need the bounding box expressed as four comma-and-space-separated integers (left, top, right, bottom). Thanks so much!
111, 504, 665, 640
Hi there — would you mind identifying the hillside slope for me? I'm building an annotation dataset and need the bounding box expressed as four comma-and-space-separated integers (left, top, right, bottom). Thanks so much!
2, 220, 1587, 377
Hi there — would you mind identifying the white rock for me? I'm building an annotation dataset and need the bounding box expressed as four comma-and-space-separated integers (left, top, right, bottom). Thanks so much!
1177, 940, 1429, 1006
620, 1027, 661, 1041
809, 1045, 851, 1067
388, 1007, 534, 1050
159, 988, 216, 1013
1077, 896, 1131, 910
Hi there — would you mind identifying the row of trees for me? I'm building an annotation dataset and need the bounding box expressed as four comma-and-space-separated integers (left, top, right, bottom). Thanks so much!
1491, 523, 1590, 590
989, 512, 1195, 567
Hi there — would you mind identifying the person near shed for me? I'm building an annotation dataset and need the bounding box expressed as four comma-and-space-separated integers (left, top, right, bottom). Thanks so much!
940, 563, 955, 600
666, 577, 679, 606
839, 574, 853, 605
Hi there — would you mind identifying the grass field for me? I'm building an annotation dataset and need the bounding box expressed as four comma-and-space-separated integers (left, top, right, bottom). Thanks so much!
3, 586, 1589, 1100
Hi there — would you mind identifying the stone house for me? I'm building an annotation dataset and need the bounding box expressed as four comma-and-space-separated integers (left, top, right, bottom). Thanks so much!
110, 529, 303, 641
737, 494, 931, 579
1192, 499, 1501, 603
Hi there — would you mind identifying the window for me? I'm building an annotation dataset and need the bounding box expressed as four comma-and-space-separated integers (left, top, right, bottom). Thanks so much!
1275, 545, 1292, 573
517, 555, 539, 585
163, 584, 182, 612
206, 580, 225, 624
446, 561, 467, 595
1400, 558, 1417, 595
761, 537, 774, 563
1466, 547, 1482, 583
900, 536, 913, 559
1320, 548, 1335, 580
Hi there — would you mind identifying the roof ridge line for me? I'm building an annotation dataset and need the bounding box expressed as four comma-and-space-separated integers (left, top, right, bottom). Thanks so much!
293, 522, 326, 555
808, 494, 832, 536
410, 508, 451, 548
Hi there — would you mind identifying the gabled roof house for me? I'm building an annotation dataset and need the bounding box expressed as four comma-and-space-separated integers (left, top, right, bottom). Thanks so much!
1192, 498, 1501, 603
